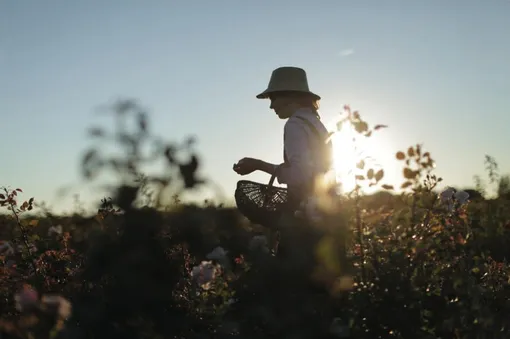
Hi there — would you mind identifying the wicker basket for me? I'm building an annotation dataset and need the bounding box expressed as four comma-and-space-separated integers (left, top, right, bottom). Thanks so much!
235, 173, 288, 226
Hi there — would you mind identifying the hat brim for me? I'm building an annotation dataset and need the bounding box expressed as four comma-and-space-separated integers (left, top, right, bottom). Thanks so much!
256, 89, 321, 101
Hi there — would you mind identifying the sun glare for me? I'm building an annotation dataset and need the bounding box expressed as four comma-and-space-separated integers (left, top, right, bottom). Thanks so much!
331, 124, 358, 193
330, 123, 389, 194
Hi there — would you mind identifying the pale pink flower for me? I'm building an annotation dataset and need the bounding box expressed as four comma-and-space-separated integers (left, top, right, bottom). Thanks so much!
206, 246, 229, 267
0, 241, 14, 256
41, 295, 72, 319
454, 190, 470, 204
14, 285, 39, 311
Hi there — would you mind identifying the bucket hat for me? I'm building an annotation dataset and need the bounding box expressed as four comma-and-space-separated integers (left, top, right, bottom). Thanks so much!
256, 66, 321, 100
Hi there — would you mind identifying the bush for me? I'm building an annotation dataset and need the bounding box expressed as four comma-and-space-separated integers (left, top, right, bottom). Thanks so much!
1, 100, 509, 339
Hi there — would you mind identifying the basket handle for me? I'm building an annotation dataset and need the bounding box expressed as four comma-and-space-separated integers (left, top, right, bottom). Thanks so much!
262, 165, 281, 207
266, 164, 282, 188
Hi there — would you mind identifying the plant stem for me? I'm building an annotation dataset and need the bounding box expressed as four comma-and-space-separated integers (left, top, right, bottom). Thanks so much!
8, 201, 35, 265
354, 186, 366, 282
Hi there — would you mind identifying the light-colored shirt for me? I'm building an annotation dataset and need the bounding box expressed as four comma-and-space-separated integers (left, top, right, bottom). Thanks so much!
276, 108, 333, 188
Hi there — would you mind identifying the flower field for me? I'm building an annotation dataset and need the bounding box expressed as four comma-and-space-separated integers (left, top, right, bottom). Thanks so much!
1, 101, 509, 339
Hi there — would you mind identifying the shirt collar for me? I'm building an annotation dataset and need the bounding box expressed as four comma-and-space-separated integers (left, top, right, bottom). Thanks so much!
292, 107, 318, 119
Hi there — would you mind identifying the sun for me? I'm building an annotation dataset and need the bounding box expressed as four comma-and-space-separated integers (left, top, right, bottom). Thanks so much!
329, 122, 389, 194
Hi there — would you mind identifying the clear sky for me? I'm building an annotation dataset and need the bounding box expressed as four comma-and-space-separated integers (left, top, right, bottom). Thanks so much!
1, 0, 509, 214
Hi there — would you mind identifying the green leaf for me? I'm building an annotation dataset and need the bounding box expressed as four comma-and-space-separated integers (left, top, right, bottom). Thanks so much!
354, 121, 368, 134
407, 147, 415, 157
375, 169, 384, 181
403, 168, 416, 179
367, 168, 374, 179
401, 181, 412, 189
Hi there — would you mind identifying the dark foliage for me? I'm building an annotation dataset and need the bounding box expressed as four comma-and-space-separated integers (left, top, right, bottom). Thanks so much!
1, 101, 510, 339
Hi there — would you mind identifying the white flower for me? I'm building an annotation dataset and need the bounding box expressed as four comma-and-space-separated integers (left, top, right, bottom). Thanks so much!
439, 187, 470, 212
440, 187, 456, 203
48, 225, 63, 236
439, 187, 456, 212
249, 235, 270, 253
454, 190, 470, 204
191, 260, 222, 290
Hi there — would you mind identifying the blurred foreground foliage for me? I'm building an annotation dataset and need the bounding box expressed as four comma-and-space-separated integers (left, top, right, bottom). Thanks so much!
1, 100, 510, 339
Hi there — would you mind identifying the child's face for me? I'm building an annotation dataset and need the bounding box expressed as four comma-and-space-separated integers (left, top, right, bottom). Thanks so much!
269, 95, 299, 119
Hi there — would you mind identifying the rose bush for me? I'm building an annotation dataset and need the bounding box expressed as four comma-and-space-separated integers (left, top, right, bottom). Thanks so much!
0, 100, 509, 339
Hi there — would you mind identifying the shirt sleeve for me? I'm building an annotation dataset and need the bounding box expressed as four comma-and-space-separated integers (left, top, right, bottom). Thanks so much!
276, 119, 314, 186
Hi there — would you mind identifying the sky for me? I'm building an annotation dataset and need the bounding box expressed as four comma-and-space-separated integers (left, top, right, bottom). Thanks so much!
1, 0, 510, 214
